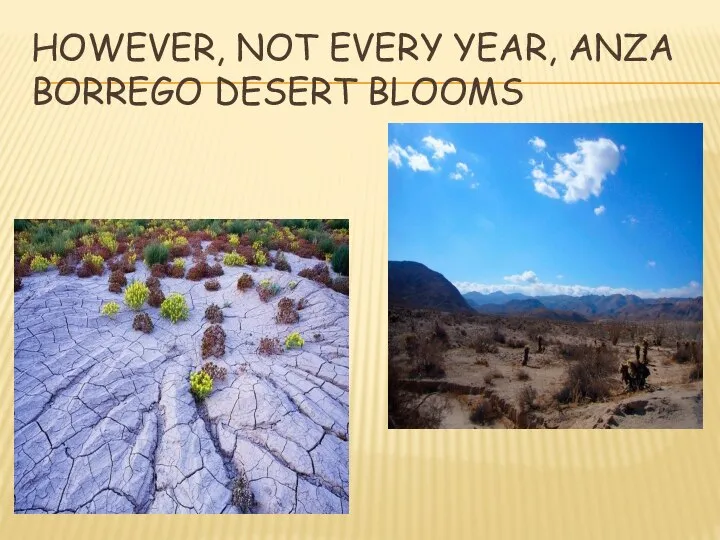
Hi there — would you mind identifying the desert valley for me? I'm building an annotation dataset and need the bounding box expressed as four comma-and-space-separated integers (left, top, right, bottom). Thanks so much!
388, 261, 703, 429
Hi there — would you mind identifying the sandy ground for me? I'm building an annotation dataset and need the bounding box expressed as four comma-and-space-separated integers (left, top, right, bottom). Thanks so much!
389, 311, 702, 429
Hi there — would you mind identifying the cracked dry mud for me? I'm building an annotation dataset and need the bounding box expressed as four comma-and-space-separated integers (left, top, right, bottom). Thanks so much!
14, 253, 349, 514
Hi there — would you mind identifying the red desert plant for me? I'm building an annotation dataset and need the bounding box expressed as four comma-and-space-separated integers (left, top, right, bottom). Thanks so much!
201, 361, 227, 382
148, 288, 165, 308
298, 263, 331, 286
201, 324, 226, 359
237, 273, 253, 291
257, 337, 283, 356
275, 297, 300, 324
108, 269, 128, 293
205, 304, 224, 324
204, 279, 220, 291
132, 313, 154, 333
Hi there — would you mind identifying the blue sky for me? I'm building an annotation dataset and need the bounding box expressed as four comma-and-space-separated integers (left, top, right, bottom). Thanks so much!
388, 123, 703, 299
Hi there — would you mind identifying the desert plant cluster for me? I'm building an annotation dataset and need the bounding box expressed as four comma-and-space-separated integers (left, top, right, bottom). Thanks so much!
14, 219, 349, 296
14, 218, 350, 515
389, 308, 703, 429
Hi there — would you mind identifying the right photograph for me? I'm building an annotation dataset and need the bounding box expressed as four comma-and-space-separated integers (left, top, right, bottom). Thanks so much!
387, 123, 703, 430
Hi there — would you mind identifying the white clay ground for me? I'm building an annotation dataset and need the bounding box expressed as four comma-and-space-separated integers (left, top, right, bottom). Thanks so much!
14, 252, 349, 514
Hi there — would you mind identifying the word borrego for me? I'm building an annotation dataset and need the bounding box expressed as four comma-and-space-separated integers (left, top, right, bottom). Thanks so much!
34, 76, 523, 106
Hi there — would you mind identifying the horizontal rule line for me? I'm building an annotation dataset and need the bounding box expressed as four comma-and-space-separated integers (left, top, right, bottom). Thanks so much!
45, 80, 720, 86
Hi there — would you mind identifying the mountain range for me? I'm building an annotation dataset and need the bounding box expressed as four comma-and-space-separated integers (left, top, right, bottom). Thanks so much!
389, 261, 702, 321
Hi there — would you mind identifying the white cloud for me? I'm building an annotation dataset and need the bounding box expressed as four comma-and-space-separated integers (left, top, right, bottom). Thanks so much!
449, 161, 473, 181
556, 274, 564, 280
469, 182, 479, 189
594, 205, 606, 216
388, 142, 434, 172
422, 136, 456, 160
453, 279, 702, 299
647, 260, 656, 268
530, 137, 622, 203
503, 270, 539, 284
529, 136, 547, 152
534, 181, 560, 199
622, 215, 639, 225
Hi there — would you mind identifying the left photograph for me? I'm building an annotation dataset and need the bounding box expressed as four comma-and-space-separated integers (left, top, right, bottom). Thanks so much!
13, 219, 349, 514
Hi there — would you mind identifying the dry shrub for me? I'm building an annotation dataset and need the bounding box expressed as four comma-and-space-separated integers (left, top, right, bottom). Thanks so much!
474, 335, 499, 354
516, 384, 537, 412
209, 263, 224, 277
607, 323, 622, 345
469, 399, 501, 426
14, 277, 22, 292
516, 369, 531, 381
484, 370, 503, 386
411, 337, 445, 379
132, 313, 154, 333
148, 287, 165, 308
388, 363, 445, 429
492, 329, 506, 344
231, 474, 255, 513
146, 276, 161, 290
274, 252, 291, 272
257, 337, 282, 356
108, 270, 127, 293
275, 297, 300, 324
151, 263, 167, 277
168, 264, 185, 278
556, 347, 617, 404
673, 342, 693, 364
330, 277, 349, 295
506, 337, 526, 349
186, 262, 209, 281
475, 357, 489, 367
201, 361, 227, 382
559, 343, 594, 361
237, 273, 253, 291
204, 278, 220, 291
201, 324, 226, 359
298, 263, 331, 286
205, 304, 224, 324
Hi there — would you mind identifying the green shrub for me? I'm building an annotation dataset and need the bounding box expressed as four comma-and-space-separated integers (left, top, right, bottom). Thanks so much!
173, 258, 185, 269
318, 236, 336, 255
285, 332, 304, 349
331, 245, 349, 276
124, 280, 150, 310
30, 255, 51, 272
328, 219, 349, 230
189, 370, 213, 400
99, 231, 118, 253
144, 243, 169, 266
160, 293, 189, 323
288, 280, 298, 290
254, 250, 268, 266
82, 253, 104, 270
223, 252, 247, 266
101, 302, 120, 318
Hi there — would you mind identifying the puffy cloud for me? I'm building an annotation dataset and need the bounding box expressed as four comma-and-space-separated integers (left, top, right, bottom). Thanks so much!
529, 136, 547, 152
503, 270, 539, 284
388, 142, 434, 172
530, 137, 622, 203
594, 205, 606, 216
534, 181, 560, 199
469, 182, 479, 189
647, 260, 656, 268
422, 136, 456, 159
449, 161, 473, 181
453, 279, 702, 299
